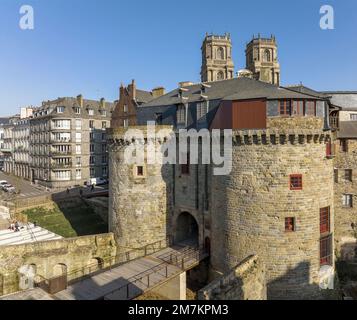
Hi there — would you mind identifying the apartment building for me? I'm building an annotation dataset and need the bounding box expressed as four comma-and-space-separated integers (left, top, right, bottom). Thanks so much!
30, 95, 114, 189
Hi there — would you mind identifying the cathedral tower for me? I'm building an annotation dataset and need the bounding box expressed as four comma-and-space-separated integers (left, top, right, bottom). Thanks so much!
201, 33, 235, 82
245, 34, 281, 85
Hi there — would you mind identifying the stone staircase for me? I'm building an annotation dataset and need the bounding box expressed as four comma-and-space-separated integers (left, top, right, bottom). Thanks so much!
0, 224, 62, 246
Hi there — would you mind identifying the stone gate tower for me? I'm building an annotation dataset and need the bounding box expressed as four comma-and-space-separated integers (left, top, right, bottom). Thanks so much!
245, 35, 281, 85
201, 33, 235, 82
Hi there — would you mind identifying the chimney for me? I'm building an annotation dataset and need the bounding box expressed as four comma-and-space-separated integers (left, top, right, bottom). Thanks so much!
100, 98, 106, 108
76, 94, 83, 108
178, 81, 194, 88
119, 83, 125, 100
128, 79, 136, 100
152, 87, 165, 98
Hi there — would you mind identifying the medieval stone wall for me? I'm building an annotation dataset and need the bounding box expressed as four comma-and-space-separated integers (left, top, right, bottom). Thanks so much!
210, 119, 334, 299
108, 127, 174, 249
0, 233, 117, 296
198, 255, 266, 300
333, 138, 357, 260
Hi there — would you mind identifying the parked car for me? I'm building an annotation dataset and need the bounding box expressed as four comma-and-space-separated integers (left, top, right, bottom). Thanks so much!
87, 177, 108, 186
3, 184, 15, 193
0, 180, 8, 187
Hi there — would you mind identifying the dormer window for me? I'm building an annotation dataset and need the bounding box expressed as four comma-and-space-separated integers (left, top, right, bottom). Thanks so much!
88, 108, 94, 116
177, 105, 186, 125
123, 105, 128, 113
74, 107, 81, 115
57, 106, 65, 113
197, 101, 208, 120
101, 110, 107, 117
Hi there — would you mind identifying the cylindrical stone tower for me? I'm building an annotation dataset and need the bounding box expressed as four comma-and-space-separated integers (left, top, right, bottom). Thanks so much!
210, 119, 334, 299
108, 126, 173, 250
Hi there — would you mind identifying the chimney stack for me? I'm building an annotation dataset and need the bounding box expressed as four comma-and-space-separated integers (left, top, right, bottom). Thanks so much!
100, 98, 106, 108
128, 79, 136, 100
76, 94, 83, 108
152, 87, 165, 98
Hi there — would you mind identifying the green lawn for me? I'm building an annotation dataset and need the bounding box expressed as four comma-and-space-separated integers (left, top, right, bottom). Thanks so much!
23, 199, 108, 238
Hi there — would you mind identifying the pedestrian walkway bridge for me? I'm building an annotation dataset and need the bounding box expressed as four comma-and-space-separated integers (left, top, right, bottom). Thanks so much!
1, 240, 209, 300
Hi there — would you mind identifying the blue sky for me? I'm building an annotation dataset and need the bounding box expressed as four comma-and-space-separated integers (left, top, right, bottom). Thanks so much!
0, 0, 356, 116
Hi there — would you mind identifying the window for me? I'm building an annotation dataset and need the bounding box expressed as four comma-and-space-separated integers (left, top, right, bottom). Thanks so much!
54, 170, 70, 181
101, 110, 107, 117
89, 120, 94, 129
334, 169, 338, 183
285, 217, 295, 232
90, 167, 95, 178
90, 156, 95, 165
155, 113, 163, 125
123, 105, 128, 113
197, 102, 208, 120
217, 71, 224, 80
53, 120, 71, 129
102, 144, 107, 153
74, 107, 81, 115
177, 105, 186, 125
76, 169, 81, 180
88, 109, 94, 116
217, 47, 224, 60
181, 153, 190, 175
102, 121, 107, 129
343, 194, 353, 208
102, 133, 106, 141
341, 139, 348, 152
56, 106, 65, 113
345, 169, 353, 182
263, 49, 271, 62
320, 207, 330, 234
279, 100, 291, 116
292, 100, 304, 116
290, 174, 303, 190
123, 119, 129, 128
76, 145, 81, 154
90, 144, 94, 153
76, 157, 81, 166
136, 166, 144, 176
305, 101, 316, 116
350, 114, 357, 121
75, 132, 81, 143
102, 166, 108, 177
320, 235, 332, 266
102, 155, 107, 164
75, 119, 82, 130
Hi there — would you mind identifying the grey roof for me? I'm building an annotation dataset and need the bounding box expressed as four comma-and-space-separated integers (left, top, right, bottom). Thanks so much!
284, 85, 328, 99
323, 92, 357, 110
136, 90, 154, 104
141, 78, 324, 108
337, 121, 357, 138
0, 118, 9, 126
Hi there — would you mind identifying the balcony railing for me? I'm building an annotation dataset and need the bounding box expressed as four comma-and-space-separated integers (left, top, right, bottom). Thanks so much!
50, 151, 72, 156
51, 162, 73, 169
51, 138, 71, 143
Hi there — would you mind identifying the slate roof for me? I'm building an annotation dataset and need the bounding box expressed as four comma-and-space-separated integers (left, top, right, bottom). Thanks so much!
284, 84, 328, 99
136, 90, 155, 104
141, 77, 324, 108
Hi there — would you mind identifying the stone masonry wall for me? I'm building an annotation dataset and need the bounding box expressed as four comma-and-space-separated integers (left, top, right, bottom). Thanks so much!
210, 119, 334, 300
0, 233, 117, 296
198, 255, 266, 300
333, 138, 357, 260
108, 127, 174, 249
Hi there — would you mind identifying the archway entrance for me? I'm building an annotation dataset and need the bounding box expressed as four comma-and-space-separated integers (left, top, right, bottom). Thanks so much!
175, 212, 199, 247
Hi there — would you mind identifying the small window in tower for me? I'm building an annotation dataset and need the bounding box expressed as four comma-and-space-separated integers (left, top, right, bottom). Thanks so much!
137, 166, 144, 177
345, 169, 353, 182
217, 47, 224, 60
290, 174, 303, 190
285, 217, 295, 232
181, 153, 190, 175
320, 207, 330, 234
342, 194, 353, 208
263, 49, 271, 62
